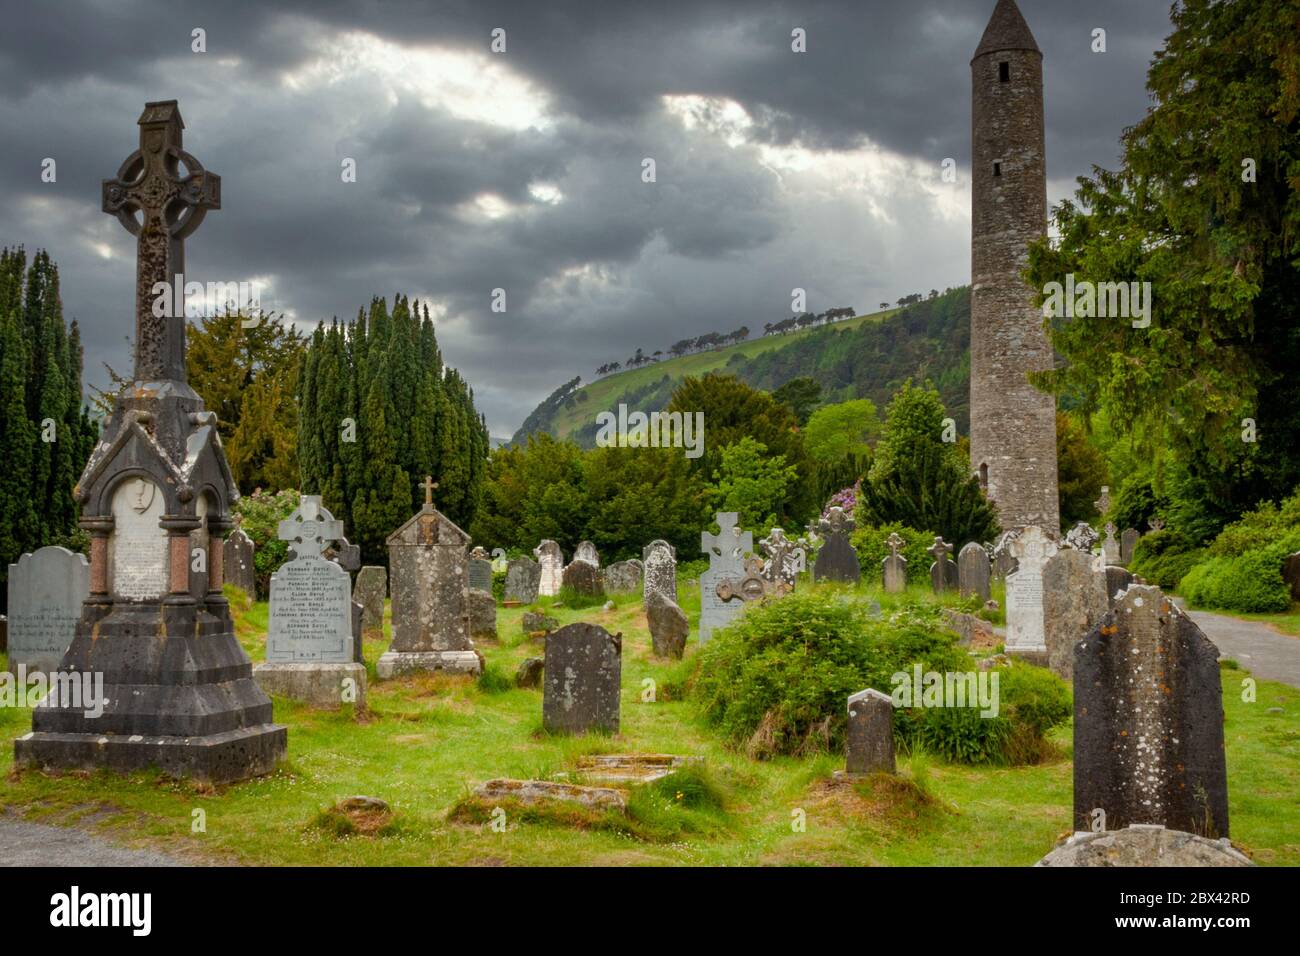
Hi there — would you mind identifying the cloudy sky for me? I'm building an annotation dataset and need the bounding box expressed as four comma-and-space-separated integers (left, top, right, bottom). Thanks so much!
0, 0, 1173, 436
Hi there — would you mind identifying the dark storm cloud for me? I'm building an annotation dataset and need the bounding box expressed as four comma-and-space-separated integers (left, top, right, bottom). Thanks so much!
0, 0, 1171, 434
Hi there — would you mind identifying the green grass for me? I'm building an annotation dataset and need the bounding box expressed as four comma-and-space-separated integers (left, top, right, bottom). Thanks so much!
0, 580, 1295, 866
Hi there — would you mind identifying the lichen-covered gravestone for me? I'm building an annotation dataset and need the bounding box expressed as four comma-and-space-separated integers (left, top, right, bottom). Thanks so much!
812, 507, 859, 584
1041, 547, 1107, 681
468, 588, 497, 643
542, 623, 621, 734
642, 539, 677, 603
378, 478, 480, 677
468, 546, 494, 593
256, 496, 366, 710
1005, 526, 1057, 662
645, 589, 688, 659
6, 547, 90, 675
354, 566, 386, 634
842, 689, 895, 776
573, 540, 600, 567
928, 537, 958, 593
535, 540, 564, 597
223, 528, 256, 596
1074, 585, 1229, 837
1104, 566, 1135, 608
505, 557, 540, 603
882, 532, 907, 593
604, 559, 642, 594
561, 558, 604, 598
957, 542, 991, 601
760, 527, 803, 588
699, 513, 753, 643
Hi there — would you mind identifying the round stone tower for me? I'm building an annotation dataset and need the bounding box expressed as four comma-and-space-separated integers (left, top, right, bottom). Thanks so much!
969, 0, 1059, 534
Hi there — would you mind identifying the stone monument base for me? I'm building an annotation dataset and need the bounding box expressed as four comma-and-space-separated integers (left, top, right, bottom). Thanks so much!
1006, 645, 1049, 667
254, 661, 367, 711
14, 723, 286, 784
376, 650, 481, 678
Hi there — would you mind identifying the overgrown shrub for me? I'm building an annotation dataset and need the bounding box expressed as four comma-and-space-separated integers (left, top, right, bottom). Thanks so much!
232, 488, 301, 597
1128, 529, 1203, 589
1180, 548, 1291, 613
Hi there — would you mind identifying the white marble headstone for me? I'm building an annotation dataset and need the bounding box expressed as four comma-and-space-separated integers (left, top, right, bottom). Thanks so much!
6, 546, 89, 673
109, 477, 168, 600
1005, 525, 1058, 655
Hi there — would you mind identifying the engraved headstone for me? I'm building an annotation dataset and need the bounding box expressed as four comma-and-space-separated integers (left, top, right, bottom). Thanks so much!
574, 540, 600, 567
844, 688, 894, 776
642, 539, 677, 603
505, 557, 541, 604
1101, 523, 1120, 565
928, 537, 958, 594
542, 622, 621, 734
468, 546, 494, 593
1005, 526, 1057, 661
699, 513, 753, 643
110, 476, 169, 600
882, 532, 907, 593
6, 547, 90, 675
1042, 547, 1107, 681
354, 566, 386, 634
604, 559, 642, 594
957, 541, 991, 601
535, 540, 564, 597
561, 558, 604, 597
645, 589, 689, 659
1120, 528, 1140, 565
223, 528, 256, 596
1074, 586, 1229, 836
812, 507, 859, 584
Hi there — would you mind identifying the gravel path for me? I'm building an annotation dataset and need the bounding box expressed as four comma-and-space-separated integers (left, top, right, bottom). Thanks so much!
0, 814, 185, 867
1185, 608, 1300, 688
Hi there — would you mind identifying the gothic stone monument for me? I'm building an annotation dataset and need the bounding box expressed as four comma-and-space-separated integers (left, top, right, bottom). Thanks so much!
14, 101, 286, 782
6, 547, 90, 675
223, 528, 256, 596
969, 0, 1059, 533
1074, 586, 1229, 837
699, 512, 753, 643
542, 622, 621, 734
1004, 525, 1057, 662
642, 539, 677, 603
378, 478, 481, 677
535, 540, 564, 597
255, 496, 366, 711
812, 507, 859, 584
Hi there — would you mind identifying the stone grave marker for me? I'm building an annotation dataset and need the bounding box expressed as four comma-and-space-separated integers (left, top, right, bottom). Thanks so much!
991, 530, 1019, 580
468, 546, 494, 593
468, 588, 497, 643
1074, 585, 1229, 837
645, 589, 689, 659
812, 507, 860, 584
841, 688, 894, 776
1104, 566, 1135, 607
223, 528, 256, 596
1093, 485, 1110, 517
6, 547, 90, 675
561, 558, 604, 598
928, 536, 958, 593
535, 540, 564, 597
604, 559, 642, 594
642, 539, 677, 603
1005, 526, 1057, 662
1101, 523, 1120, 565
574, 540, 600, 567
1120, 528, 1140, 565
1064, 522, 1100, 553
699, 512, 753, 643
760, 527, 802, 588
505, 557, 541, 603
882, 532, 907, 593
1042, 547, 1107, 681
354, 566, 386, 634
957, 541, 991, 601
542, 622, 621, 734
378, 477, 480, 677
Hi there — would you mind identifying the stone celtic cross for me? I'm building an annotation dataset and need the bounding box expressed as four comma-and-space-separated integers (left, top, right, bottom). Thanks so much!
927, 537, 952, 562
102, 100, 221, 383
702, 512, 752, 561
278, 496, 344, 559
886, 532, 905, 558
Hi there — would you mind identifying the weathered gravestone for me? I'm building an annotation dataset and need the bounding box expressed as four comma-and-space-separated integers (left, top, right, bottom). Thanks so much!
604, 559, 642, 594
699, 512, 753, 643
1101, 523, 1121, 565
468, 588, 497, 643
378, 477, 480, 677
1074, 586, 1229, 837
760, 527, 803, 588
223, 528, 256, 596
645, 589, 689, 659
928, 537, 958, 593
505, 557, 541, 603
468, 546, 494, 593
1005, 526, 1058, 662
6, 547, 90, 675
1065, 522, 1100, 553
1104, 566, 1135, 607
840, 688, 895, 776
542, 623, 621, 734
642, 539, 677, 603
535, 540, 564, 597
1037, 826, 1252, 867
15, 101, 286, 782
812, 507, 859, 584
991, 530, 1019, 580
354, 566, 387, 634
1120, 528, 1140, 566
1041, 547, 1108, 681
574, 540, 600, 567
256, 496, 366, 710
1093, 485, 1111, 517
561, 558, 604, 598
957, 542, 991, 602
882, 532, 907, 593
1285, 552, 1300, 603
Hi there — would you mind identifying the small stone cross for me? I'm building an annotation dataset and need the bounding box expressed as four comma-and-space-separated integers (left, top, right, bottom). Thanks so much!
927, 536, 952, 562
702, 512, 752, 562
886, 532, 905, 558
278, 495, 344, 558
422, 475, 438, 507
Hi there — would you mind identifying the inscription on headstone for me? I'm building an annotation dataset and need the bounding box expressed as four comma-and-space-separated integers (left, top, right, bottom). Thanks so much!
266, 498, 353, 663
1005, 526, 1057, 659
642, 539, 677, 603
699, 512, 753, 643
109, 477, 168, 600
542, 623, 621, 734
6, 547, 90, 674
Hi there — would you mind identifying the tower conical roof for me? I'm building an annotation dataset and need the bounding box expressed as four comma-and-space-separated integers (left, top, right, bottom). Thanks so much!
973, 0, 1040, 59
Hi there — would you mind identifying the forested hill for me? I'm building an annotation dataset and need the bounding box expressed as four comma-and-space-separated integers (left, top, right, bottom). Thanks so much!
511, 286, 971, 447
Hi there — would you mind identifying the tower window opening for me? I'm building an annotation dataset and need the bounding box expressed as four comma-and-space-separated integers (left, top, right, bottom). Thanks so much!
999, 61, 1010, 82
979, 463, 989, 489
992, 161, 1002, 177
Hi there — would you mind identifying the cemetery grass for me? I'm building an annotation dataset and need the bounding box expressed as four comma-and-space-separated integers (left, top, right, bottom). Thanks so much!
0, 586, 1296, 866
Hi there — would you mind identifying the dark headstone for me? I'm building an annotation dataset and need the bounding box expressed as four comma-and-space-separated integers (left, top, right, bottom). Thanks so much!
1283, 552, 1300, 603
957, 542, 991, 601
223, 528, 256, 596
1104, 566, 1135, 607
812, 507, 859, 584
604, 559, 642, 594
928, 537, 958, 593
505, 557, 541, 603
1074, 586, 1229, 837
645, 590, 689, 659
542, 623, 621, 734
522, 611, 559, 635
1042, 548, 1107, 681
468, 588, 497, 642
1120, 528, 1140, 565
845, 689, 895, 775
354, 566, 387, 633
561, 559, 604, 598
468, 547, 493, 593
516, 657, 544, 688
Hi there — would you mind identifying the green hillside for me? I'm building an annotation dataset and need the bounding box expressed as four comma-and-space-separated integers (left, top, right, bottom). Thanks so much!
512, 288, 971, 446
